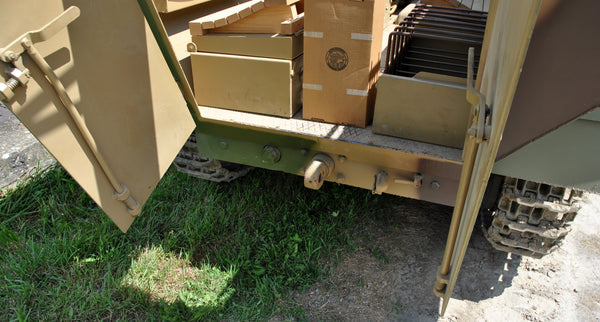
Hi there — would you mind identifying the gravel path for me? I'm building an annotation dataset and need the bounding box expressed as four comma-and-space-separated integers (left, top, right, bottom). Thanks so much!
0, 104, 55, 191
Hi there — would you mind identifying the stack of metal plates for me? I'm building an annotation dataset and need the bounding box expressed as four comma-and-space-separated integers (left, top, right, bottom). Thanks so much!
384, 4, 487, 78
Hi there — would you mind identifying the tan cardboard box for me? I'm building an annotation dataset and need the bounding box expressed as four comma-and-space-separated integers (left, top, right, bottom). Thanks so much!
302, 0, 386, 127
191, 52, 303, 117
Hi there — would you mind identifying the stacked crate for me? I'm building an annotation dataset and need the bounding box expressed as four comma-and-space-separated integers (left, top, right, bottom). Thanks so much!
188, 0, 304, 118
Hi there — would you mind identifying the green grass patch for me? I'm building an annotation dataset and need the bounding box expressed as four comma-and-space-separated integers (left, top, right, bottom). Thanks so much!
0, 164, 398, 320
122, 245, 235, 313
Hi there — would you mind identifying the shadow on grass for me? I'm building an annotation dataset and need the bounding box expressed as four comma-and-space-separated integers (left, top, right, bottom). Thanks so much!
0, 165, 395, 320
0, 164, 522, 321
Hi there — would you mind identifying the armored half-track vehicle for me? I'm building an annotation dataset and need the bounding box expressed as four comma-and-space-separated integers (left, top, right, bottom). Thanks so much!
1, 0, 598, 314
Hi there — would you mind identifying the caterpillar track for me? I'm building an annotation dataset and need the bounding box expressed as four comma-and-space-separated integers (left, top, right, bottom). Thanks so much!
173, 132, 252, 183
484, 177, 583, 259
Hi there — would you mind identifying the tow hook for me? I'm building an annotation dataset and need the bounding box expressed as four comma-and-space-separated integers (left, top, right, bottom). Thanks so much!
304, 153, 335, 190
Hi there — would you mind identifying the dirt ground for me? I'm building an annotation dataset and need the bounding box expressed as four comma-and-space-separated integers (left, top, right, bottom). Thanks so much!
289, 193, 600, 321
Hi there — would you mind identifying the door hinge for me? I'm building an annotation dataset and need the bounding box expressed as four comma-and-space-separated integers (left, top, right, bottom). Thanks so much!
465, 47, 491, 143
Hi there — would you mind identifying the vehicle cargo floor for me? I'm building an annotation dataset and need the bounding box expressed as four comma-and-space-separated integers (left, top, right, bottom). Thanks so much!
161, 4, 464, 164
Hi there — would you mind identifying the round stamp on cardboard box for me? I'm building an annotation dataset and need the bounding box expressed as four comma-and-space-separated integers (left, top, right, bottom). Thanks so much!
326, 47, 349, 71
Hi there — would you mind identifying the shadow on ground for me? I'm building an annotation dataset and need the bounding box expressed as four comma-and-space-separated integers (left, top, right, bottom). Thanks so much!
291, 198, 521, 321
0, 165, 521, 321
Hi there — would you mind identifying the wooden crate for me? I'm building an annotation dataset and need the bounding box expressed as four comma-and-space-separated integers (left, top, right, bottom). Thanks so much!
191, 52, 303, 117
190, 32, 302, 60
372, 73, 471, 148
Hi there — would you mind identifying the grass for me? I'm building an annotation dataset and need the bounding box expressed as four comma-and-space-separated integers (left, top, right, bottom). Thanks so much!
0, 164, 399, 320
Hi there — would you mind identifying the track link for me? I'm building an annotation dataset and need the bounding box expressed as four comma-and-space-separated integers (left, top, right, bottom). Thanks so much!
484, 177, 582, 258
173, 132, 252, 183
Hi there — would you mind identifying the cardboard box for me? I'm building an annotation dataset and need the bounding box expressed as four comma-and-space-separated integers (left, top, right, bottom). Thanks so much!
191, 32, 303, 60
372, 73, 471, 148
191, 52, 303, 117
302, 0, 386, 127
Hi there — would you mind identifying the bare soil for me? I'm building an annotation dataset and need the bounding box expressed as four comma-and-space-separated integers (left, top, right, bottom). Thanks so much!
289, 193, 600, 321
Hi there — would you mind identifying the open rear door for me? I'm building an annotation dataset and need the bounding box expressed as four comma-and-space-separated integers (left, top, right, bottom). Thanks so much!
0, 0, 197, 232
433, 0, 542, 315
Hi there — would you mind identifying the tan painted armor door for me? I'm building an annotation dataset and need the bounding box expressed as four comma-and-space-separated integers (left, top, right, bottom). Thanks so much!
0, 1, 196, 232
435, 0, 542, 315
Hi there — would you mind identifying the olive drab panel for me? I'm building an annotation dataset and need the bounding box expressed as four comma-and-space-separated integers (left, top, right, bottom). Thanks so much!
0, 0, 196, 232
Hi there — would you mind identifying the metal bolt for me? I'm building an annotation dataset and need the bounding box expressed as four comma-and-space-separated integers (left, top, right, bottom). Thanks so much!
5, 51, 17, 61
337, 173, 345, 183
300, 148, 309, 156
431, 181, 441, 190
6, 79, 19, 91
21, 38, 32, 48
261, 145, 281, 164
186, 42, 197, 53
0, 82, 15, 101
219, 141, 228, 150
8, 67, 30, 85
337, 155, 347, 163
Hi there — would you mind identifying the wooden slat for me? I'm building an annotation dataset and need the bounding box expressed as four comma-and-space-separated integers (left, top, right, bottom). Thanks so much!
280, 12, 304, 35
264, 0, 301, 7
238, 5, 254, 19
189, 0, 266, 35
210, 4, 297, 34
189, 0, 304, 36
153, 0, 214, 13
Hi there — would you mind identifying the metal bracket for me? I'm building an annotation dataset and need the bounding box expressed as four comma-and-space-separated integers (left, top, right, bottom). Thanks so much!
373, 171, 422, 195
394, 173, 423, 187
0, 6, 141, 217
466, 47, 491, 143
0, 7, 80, 63
433, 266, 451, 298
0, 7, 80, 102
373, 171, 390, 195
